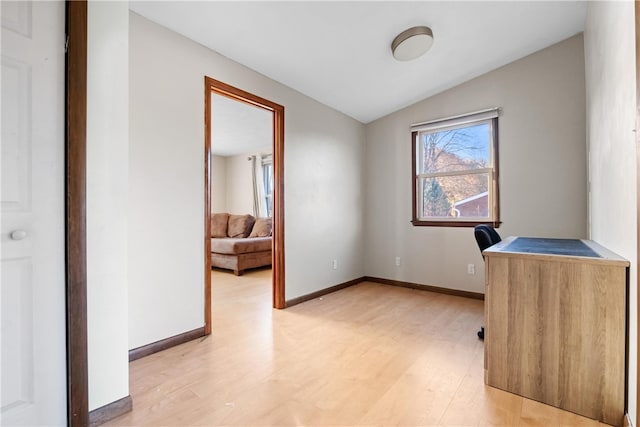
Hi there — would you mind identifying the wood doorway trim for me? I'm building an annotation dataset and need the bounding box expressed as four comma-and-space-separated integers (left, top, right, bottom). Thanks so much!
66, 0, 89, 425
204, 77, 285, 334
636, 2, 640, 425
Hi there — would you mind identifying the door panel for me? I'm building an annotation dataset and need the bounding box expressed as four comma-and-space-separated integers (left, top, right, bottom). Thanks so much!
1, 1, 66, 425
1, 258, 34, 413
1, 56, 31, 211
1, 1, 31, 38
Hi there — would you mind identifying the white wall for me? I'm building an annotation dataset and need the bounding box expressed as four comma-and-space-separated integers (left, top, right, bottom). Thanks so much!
584, 2, 637, 422
224, 154, 253, 215
211, 155, 227, 213
129, 12, 365, 348
364, 35, 587, 294
222, 151, 272, 216
86, 0, 129, 411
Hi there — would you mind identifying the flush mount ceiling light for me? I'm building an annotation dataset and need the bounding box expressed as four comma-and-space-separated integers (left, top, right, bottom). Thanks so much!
391, 26, 434, 61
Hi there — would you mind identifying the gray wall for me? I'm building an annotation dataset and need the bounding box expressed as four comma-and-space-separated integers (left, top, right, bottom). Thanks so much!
584, 1, 637, 421
128, 12, 365, 349
87, 0, 129, 411
211, 155, 227, 213
363, 34, 587, 294
223, 150, 271, 216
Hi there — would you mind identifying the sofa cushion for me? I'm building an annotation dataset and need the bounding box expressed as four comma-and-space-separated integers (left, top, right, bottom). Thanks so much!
211, 213, 229, 238
227, 214, 255, 238
249, 217, 272, 238
210, 237, 272, 255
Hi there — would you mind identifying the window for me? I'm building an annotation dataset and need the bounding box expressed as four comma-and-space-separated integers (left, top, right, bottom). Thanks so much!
262, 156, 273, 217
411, 108, 500, 227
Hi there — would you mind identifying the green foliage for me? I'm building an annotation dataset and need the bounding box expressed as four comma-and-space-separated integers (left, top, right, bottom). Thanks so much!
423, 179, 451, 217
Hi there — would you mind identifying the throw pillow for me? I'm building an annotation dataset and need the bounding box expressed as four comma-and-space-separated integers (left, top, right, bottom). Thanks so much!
227, 214, 256, 238
211, 213, 229, 238
249, 217, 272, 237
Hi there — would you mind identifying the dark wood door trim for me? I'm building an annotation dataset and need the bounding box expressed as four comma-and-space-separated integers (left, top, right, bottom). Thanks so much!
635, 2, 640, 425
204, 76, 286, 335
65, 0, 89, 425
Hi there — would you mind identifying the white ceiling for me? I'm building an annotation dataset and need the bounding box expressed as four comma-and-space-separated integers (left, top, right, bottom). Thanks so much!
210, 93, 272, 157
130, 1, 586, 124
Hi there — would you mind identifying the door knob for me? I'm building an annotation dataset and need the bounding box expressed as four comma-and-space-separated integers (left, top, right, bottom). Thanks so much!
10, 230, 28, 240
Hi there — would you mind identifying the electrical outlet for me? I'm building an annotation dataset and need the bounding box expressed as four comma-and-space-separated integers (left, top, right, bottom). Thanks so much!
395, 257, 401, 266
332, 259, 338, 270
467, 263, 475, 275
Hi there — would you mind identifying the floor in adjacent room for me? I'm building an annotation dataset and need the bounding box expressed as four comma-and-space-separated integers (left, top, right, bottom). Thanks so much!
106, 268, 608, 426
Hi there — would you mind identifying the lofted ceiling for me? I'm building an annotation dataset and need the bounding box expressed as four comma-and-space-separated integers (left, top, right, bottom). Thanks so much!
130, 1, 586, 124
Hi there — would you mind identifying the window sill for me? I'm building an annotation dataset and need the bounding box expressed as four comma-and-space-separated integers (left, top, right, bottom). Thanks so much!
411, 219, 502, 228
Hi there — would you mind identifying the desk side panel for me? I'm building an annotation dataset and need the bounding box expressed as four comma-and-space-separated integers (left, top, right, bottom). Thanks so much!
485, 256, 510, 388
484, 254, 625, 426
600, 265, 626, 425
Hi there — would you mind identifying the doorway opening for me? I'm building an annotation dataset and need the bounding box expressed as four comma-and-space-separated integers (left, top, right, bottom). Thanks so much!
204, 77, 285, 334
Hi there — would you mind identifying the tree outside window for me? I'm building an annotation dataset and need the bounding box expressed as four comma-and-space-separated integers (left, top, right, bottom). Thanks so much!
411, 109, 500, 227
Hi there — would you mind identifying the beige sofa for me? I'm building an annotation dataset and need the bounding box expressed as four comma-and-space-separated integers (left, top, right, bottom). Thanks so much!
210, 213, 272, 275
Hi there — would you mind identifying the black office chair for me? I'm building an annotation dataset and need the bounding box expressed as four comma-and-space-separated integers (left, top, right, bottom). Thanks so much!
473, 224, 502, 340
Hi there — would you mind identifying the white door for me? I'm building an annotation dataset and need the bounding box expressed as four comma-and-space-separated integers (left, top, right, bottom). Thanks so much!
1, 1, 67, 425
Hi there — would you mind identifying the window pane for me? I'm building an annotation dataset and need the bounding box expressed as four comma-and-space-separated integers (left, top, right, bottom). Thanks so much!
419, 123, 490, 174
420, 173, 489, 219
263, 164, 273, 194
263, 163, 273, 217
265, 196, 273, 218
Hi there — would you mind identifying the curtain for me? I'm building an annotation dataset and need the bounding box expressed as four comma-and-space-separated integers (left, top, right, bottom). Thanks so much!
251, 155, 267, 217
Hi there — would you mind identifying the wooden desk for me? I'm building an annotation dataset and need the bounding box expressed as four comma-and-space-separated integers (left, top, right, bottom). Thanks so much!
483, 236, 629, 426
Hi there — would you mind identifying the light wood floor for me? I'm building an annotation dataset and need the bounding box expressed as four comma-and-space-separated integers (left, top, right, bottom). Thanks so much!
106, 268, 610, 426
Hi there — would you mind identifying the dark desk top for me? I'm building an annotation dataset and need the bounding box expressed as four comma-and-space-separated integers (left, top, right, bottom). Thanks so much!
484, 236, 629, 266
504, 237, 600, 258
